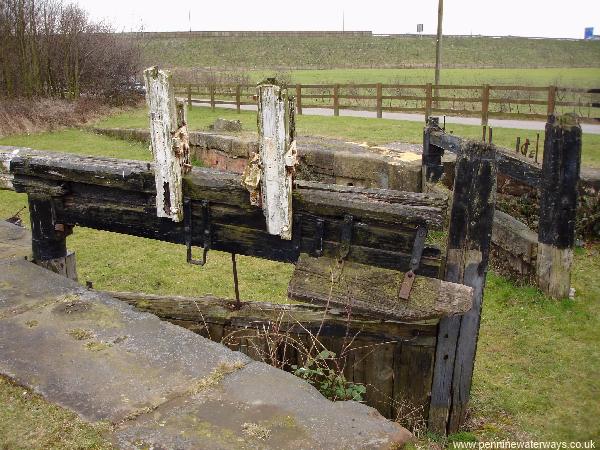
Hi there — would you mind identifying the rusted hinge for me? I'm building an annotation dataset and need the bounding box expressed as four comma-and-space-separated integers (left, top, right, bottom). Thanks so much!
399, 225, 428, 300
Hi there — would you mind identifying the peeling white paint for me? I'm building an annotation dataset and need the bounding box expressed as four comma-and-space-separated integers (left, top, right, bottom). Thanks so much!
144, 67, 185, 222
256, 84, 296, 240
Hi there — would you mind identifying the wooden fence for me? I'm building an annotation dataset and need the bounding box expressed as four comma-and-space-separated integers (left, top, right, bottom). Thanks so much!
175, 83, 600, 124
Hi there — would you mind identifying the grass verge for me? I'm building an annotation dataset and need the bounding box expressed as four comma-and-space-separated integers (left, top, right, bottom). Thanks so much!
93, 106, 600, 168
0, 376, 111, 449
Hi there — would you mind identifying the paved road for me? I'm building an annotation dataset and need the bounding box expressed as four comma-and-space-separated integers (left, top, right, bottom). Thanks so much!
192, 101, 600, 135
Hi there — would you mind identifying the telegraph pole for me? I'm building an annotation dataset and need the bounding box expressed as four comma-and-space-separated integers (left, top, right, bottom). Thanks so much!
434, 0, 444, 88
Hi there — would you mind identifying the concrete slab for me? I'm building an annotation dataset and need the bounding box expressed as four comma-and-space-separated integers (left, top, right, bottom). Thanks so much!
114, 362, 411, 450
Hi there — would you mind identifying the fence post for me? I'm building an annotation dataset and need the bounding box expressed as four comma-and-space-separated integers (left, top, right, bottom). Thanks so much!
376, 83, 383, 119
425, 83, 433, 122
429, 140, 497, 434
235, 84, 241, 114
296, 84, 303, 115
187, 84, 192, 110
333, 84, 340, 117
536, 114, 581, 299
210, 85, 215, 110
547, 86, 557, 116
481, 84, 490, 127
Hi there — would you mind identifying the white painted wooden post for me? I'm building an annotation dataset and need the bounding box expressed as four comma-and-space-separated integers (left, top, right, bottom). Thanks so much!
144, 67, 190, 222
251, 81, 296, 240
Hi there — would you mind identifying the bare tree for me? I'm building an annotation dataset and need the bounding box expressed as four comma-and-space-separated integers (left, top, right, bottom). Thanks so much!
0, 0, 141, 100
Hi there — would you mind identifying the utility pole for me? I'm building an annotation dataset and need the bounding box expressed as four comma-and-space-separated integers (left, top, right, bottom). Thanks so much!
434, 0, 444, 88
342, 11, 345, 33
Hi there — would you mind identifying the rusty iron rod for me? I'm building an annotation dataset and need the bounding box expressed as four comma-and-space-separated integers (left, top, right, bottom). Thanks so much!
535, 133, 540, 163
488, 127, 493, 144
231, 253, 241, 309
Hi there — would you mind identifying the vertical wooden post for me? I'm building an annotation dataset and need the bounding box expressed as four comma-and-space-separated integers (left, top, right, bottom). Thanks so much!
187, 84, 192, 110
376, 83, 383, 119
425, 83, 433, 122
422, 117, 444, 185
547, 86, 557, 116
296, 84, 303, 115
210, 85, 216, 110
144, 66, 189, 222
481, 84, 490, 127
536, 114, 581, 299
253, 81, 297, 240
429, 140, 497, 434
28, 194, 78, 280
333, 84, 340, 117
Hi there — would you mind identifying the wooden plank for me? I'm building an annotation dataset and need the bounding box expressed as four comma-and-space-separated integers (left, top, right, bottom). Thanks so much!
143, 67, 188, 222
254, 81, 297, 240
108, 291, 439, 343
288, 254, 473, 321
536, 115, 582, 298
429, 139, 497, 434
427, 129, 541, 187
296, 84, 303, 115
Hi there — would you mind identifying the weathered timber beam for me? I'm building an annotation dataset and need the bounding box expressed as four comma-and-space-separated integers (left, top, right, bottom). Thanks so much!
2, 148, 446, 229
105, 291, 438, 344
288, 254, 473, 322
427, 127, 540, 187
254, 81, 296, 239
429, 139, 497, 434
144, 67, 190, 222
2, 147, 446, 274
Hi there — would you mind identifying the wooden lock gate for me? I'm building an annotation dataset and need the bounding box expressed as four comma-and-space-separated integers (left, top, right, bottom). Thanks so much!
0, 68, 504, 434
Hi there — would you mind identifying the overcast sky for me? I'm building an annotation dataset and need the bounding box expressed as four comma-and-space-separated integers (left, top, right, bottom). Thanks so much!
76, 0, 599, 39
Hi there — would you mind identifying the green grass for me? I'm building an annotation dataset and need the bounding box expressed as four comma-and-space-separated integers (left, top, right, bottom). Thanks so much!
1, 113, 599, 443
139, 35, 600, 71
0, 376, 111, 449
0, 128, 152, 161
94, 106, 600, 168
246, 67, 600, 88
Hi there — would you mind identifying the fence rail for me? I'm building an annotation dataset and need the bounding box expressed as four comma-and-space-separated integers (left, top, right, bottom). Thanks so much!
174, 83, 600, 124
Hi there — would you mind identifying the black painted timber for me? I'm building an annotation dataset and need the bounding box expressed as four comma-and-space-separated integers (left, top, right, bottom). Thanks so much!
4, 147, 446, 276
538, 115, 582, 249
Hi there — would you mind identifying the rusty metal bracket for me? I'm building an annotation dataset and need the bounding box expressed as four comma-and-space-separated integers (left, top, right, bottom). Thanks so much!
399, 225, 428, 300
184, 198, 211, 266
312, 217, 324, 257
338, 214, 354, 260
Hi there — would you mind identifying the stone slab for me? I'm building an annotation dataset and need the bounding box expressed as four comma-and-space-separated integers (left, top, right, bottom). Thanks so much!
114, 362, 412, 450
0, 220, 31, 261
0, 258, 250, 423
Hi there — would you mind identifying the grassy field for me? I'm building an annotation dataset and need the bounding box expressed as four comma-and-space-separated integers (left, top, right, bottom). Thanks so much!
0, 112, 599, 444
94, 106, 600, 168
139, 35, 600, 70
243, 67, 600, 87
0, 376, 111, 449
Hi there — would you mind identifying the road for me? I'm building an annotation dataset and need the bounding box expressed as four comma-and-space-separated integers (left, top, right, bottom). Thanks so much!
191, 100, 600, 135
